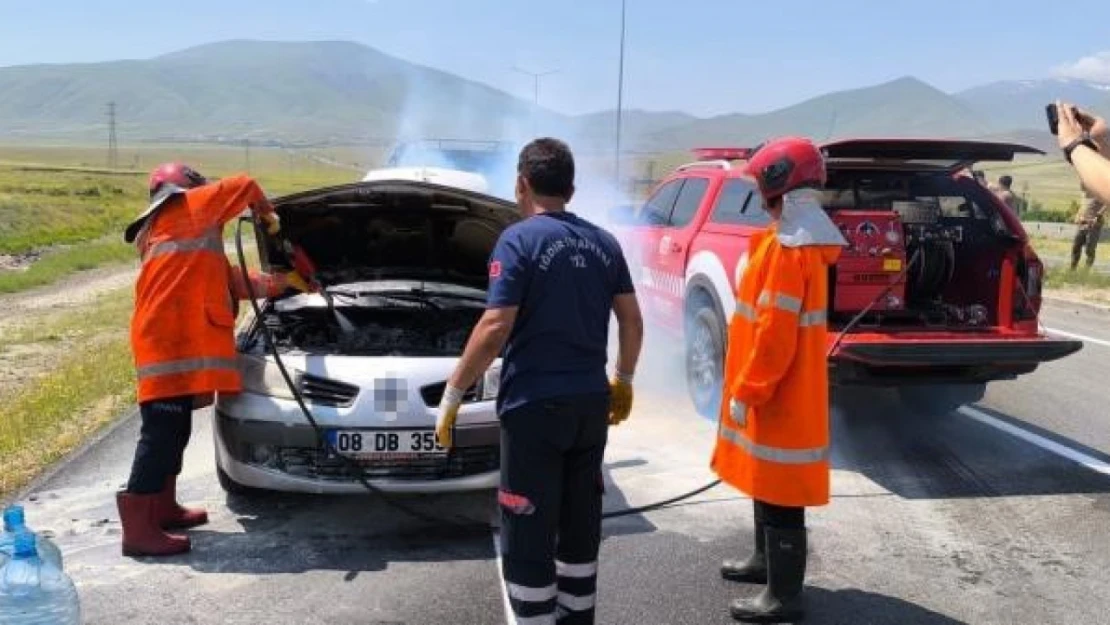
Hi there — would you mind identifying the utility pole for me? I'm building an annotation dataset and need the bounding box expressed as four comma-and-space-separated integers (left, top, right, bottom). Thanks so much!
614, 0, 627, 196
107, 102, 119, 169
512, 66, 559, 137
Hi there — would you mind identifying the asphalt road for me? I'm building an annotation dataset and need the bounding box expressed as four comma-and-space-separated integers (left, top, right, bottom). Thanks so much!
11, 299, 1110, 625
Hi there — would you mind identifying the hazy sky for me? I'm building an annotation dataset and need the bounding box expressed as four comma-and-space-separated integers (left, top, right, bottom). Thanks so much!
1, 0, 1108, 116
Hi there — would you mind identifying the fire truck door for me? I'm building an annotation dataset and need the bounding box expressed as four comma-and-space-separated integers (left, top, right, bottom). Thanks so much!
654, 177, 711, 329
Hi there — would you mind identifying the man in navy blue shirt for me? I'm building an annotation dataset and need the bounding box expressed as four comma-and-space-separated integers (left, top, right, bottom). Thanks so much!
438, 138, 643, 624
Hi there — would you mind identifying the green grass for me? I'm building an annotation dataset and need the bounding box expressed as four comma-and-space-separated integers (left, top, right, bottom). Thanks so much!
0, 166, 142, 253
0, 238, 135, 294
1029, 236, 1074, 260
0, 337, 134, 498
0, 289, 136, 497
1045, 265, 1110, 290
981, 157, 1084, 215
0, 289, 135, 350
0, 144, 358, 294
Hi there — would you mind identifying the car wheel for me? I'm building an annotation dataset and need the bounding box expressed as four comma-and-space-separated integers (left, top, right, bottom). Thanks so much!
897, 383, 986, 416
686, 304, 725, 419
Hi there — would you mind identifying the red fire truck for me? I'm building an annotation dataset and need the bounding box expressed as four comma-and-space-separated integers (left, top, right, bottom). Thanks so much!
610, 140, 1083, 417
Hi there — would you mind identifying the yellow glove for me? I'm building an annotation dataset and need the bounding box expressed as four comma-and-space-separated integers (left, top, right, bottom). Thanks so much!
283, 271, 315, 293
608, 374, 634, 426
261, 212, 281, 236
436, 385, 464, 449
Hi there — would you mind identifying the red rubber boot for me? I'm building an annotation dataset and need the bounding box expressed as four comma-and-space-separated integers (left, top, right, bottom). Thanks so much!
158, 476, 209, 530
117, 491, 191, 557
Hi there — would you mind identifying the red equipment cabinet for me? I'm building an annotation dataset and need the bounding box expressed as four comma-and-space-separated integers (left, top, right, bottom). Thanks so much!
830, 210, 908, 313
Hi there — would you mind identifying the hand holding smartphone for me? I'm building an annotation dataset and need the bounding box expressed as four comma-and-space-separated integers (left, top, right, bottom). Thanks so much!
1047, 102, 1094, 135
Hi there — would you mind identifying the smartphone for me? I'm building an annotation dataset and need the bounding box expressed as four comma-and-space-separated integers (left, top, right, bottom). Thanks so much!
1047, 103, 1085, 135
1046, 104, 1061, 135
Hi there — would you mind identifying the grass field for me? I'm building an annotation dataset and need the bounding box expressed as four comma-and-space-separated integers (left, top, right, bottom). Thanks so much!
979, 156, 1083, 216
0, 288, 136, 498
0, 143, 366, 294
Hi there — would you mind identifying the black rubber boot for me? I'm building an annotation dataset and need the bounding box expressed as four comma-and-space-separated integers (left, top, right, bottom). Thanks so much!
730, 527, 807, 623
721, 517, 767, 584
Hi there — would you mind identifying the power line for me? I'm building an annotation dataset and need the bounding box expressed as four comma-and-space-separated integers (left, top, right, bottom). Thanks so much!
107, 102, 119, 169
512, 66, 559, 137
614, 0, 627, 195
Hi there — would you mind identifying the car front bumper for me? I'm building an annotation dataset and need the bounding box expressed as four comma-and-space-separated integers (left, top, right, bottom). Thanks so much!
213, 393, 501, 495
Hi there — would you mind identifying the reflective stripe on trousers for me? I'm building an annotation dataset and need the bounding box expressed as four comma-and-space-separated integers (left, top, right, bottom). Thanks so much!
136, 357, 239, 380
719, 423, 828, 465
505, 581, 558, 624
757, 290, 802, 313
555, 559, 598, 617
143, 230, 223, 262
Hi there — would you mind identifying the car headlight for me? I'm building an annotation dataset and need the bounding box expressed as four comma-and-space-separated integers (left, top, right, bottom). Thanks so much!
239, 355, 301, 400
474, 363, 501, 402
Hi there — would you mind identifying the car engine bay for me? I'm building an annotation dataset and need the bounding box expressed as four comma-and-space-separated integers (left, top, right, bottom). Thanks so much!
240, 291, 485, 357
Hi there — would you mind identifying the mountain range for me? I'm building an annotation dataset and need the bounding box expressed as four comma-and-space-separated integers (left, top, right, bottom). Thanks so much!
1, 40, 1108, 153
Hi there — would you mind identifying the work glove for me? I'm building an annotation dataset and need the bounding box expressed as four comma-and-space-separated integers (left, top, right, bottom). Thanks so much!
260, 212, 281, 236
608, 373, 634, 426
436, 385, 465, 449
729, 398, 748, 427
282, 271, 316, 294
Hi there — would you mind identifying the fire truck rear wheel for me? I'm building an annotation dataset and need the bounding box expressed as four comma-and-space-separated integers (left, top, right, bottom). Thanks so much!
686, 305, 725, 418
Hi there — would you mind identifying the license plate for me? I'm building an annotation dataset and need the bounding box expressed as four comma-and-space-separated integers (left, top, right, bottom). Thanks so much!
327, 429, 446, 458
883, 258, 903, 272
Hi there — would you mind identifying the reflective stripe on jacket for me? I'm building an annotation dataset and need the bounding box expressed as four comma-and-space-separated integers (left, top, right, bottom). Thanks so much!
131, 175, 282, 403
710, 225, 842, 508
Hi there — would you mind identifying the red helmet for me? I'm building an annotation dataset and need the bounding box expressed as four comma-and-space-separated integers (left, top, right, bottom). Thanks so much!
746, 137, 826, 201
148, 162, 207, 197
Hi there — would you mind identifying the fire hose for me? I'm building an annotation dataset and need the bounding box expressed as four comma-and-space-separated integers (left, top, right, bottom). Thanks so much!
233, 216, 724, 525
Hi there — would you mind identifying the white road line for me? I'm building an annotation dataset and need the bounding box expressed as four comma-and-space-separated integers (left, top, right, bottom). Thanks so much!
959, 406, 1110, 476
492, 530, 515, 625
1045, 327, 1110, 348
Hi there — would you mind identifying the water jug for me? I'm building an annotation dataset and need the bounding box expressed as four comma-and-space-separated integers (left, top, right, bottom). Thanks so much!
0, 506, 62, 571
0, 532, 81, 625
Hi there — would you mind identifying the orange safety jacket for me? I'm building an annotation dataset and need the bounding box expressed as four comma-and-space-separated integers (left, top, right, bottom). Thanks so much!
130, 175, 287, 404
710, 221, 843, 508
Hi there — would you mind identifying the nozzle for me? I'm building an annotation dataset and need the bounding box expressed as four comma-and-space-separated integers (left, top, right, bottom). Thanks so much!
3, 505, 26, 533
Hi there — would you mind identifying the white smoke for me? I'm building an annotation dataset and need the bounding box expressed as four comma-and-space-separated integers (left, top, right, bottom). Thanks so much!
379, 64, 643, 223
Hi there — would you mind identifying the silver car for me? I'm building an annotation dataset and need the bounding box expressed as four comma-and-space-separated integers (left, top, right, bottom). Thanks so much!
214, 179, 518, 495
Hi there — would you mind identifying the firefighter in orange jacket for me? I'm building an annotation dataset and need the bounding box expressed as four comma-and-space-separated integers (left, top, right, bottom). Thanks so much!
117, 163, 312, 557
711, 137, 847, 623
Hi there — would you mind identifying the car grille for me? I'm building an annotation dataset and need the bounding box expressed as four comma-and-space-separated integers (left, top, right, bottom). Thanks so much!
419, 381, 480, 406
269, 445, 500, 482
299, 374, 359, 407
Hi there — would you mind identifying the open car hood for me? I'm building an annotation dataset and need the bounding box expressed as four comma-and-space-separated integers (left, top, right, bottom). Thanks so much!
258, 180, 520, 292
821, 139, 1045, 172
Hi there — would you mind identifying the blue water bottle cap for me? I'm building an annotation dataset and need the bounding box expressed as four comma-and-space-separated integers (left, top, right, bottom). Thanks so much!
12, 531, 37, 559
2, 505, 25, 532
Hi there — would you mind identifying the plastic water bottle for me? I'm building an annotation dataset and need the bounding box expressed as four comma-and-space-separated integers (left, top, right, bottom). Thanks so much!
0, 507, 62, 571
0, 532, 81, 625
